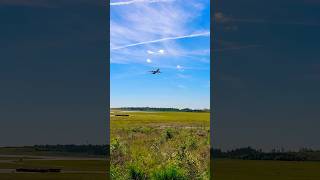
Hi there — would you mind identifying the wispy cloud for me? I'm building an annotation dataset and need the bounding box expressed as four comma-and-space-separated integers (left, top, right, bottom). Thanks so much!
111, 32, 209, 50
147, 49, 165, 55
111, 0, 210, 65
110, 0, 174, 6
176, 65, 184, 71
147, 50, 155, 54
146, 58, 152, 63
158, 49, 165, 54
111, 1, 199, 49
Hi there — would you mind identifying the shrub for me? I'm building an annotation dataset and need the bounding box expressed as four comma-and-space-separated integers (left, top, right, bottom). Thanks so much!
186, 137, 198, 150
152, 165, 187, 180
129, 164, 148, 180
111, 164, 128, 180
164, 128, 174, 140
110, 138, 127, 166
131, 127, 152, 134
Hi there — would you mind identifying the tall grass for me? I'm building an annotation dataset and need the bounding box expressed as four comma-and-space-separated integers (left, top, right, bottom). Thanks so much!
152, 165, 187, 180
110, 111, 210, 180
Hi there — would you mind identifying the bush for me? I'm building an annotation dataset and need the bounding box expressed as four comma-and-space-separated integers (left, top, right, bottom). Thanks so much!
186, 137, 198, 150
131, 127, 152, 134
111, 164, 128, 180
110, 138, 127, 166
129, 164, 148, 180
164, 129, 174, 140
152, 165, 187, 180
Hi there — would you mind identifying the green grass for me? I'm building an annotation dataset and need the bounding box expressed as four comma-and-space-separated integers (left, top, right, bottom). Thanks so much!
111, 111, 210, 129
111, 111, 320, 180
111, 111, 210, 179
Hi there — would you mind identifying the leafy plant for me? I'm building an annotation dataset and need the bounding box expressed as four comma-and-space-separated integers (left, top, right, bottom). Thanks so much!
164, 128, 174, 140
129, 164, 148, 180
152, 165, 187, 180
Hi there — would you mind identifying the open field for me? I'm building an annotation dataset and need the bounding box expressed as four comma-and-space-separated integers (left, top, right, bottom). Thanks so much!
213, 159, 320, 180
111, 110, 320, 179
111, 111, 210, 179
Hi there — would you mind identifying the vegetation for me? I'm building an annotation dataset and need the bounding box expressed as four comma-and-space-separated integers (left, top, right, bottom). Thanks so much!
111, 111, 210, 179
2, 110, 319, 180
112, 107, 210, 112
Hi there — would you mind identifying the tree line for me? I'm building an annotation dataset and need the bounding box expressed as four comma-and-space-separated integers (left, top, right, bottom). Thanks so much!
11, 145, 320, 161
112, 107, 210, 112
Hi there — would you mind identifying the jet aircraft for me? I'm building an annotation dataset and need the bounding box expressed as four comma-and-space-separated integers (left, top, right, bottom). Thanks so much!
149, 68, 161, 74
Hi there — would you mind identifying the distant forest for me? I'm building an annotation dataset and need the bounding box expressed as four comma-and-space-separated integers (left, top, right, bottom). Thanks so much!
112, 107, 210, 112
3, 145, 320, 162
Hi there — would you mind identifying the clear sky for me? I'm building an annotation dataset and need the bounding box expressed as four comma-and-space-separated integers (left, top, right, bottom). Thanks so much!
110, 0, 210, 109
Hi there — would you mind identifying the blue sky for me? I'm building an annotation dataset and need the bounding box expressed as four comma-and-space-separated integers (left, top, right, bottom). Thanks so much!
110, 0, 210, 109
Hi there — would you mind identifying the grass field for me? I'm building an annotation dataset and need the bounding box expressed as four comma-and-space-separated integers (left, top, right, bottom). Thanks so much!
2, 110, 319, 179
110, 111, 210, 179
111, 110, 320, 180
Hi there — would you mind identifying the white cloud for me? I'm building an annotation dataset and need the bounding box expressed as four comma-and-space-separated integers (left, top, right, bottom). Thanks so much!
111, 1, 195, 49
158, 49, 165, 54
111, 32, 209, 50
110, 0, 174, 6
110, 0, 143, 6
147, 49, 165, 55
147, 50, 155, 54
146, 58, 152, 63
110, 0, 210, 64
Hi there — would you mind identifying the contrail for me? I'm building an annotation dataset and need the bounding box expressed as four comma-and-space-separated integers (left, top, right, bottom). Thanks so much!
110, 0, 172, 6
110, 0, 139, 6
111, 32, 210, 50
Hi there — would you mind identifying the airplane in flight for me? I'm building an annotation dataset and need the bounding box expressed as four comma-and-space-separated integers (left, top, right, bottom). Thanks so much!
149, 68, 161, 74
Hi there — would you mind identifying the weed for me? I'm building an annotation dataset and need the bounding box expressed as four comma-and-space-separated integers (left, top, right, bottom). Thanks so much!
152, 165, 187, 180
164, 128, 174, 140
129, 164, 148, 180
